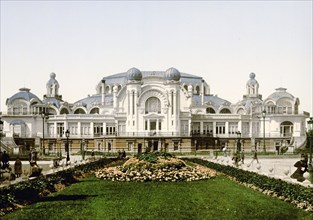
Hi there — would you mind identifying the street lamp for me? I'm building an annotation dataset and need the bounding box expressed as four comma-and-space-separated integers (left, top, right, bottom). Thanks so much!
307, 117, 313, 174
41, 110, 49, 155
65, 129, 70, 164
262, 110, 266, 153
0, 118, 3, 154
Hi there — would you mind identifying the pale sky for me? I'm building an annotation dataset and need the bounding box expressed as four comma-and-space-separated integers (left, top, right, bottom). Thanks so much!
1, 1, 312, 114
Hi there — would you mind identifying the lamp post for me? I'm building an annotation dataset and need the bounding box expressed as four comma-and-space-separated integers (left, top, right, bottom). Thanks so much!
262, 110, 266, 153
307, 117, 313, 175
41, 110, 49, 155
65, 129, 70, 164
0, 118, 3, 154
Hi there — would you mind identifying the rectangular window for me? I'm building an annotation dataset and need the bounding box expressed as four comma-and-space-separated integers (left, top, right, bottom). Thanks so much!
174, 142, 178, 151
159, 122, 162, 130
57, 123, 64, 137
128, 142, 133, 151
106, 126, 116, 135
216, 122, 226, 134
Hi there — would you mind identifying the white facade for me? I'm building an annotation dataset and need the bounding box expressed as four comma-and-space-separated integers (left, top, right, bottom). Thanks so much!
1, 68, 309, 153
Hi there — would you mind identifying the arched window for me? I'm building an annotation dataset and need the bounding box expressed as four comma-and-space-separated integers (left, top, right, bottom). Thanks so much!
74, 108, 86, 114
90, 108, 99, 114
60, 108, 69, 114
220, 108, 231, 114
237, 108, 244, 115
117, 85, 122, 92
145, 97, 161, 114
48, 108, 57, 115
206, 107, 215, 114
195, 86, 200, 95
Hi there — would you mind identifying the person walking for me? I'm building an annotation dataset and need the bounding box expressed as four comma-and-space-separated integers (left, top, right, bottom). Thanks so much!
1, 151, 10, 169
249, 150, 259, 165
240, 150, 245, 164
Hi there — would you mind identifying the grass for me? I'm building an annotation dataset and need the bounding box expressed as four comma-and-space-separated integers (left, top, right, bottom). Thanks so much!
3, 175, 312, 220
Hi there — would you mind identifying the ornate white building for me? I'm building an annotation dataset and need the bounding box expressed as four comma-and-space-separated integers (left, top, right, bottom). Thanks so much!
0, 68, 309, 154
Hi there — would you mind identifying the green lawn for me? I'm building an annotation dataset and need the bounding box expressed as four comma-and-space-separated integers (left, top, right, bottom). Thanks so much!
3, 176, 312, 220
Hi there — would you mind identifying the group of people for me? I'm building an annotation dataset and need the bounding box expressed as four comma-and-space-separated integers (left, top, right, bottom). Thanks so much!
1, 151, 10, 170
223, 146, 259, 166
117, 150, 126, 159
0, 151, 22, 179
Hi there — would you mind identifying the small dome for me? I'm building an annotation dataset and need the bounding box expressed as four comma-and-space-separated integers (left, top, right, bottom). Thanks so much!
47, 72, 59, 86
6, 88, 41, 105
165, 67, 181, 81
127, 67, 142, 81
246, 72, 258, 86
266, 88, 294, 101
50, 72, 56, 79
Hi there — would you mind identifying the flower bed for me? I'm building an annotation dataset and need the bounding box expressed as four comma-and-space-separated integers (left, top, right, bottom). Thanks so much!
95, 153, 217, 182
184, 158, 313, 212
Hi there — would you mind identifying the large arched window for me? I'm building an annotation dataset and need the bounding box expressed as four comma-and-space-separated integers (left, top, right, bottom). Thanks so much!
206, 107, 215, 114
60, 108, 69, 114
90, 107, 99, 114
74, 108, 86, 114
145, 97, 161, 114
220, 108, 231, 114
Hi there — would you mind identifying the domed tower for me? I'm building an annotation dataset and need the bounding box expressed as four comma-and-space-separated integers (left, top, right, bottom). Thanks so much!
126, 68, 143, 130
164, 67, 181, 82
245, 72, 261, 99
127, 67, 143, 82
45, 72, 62, 99
164, 67, 181, 132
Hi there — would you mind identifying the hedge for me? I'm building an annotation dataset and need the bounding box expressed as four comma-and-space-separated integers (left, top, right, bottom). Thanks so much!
0, 157, 117, 216
184, 158, 313, 209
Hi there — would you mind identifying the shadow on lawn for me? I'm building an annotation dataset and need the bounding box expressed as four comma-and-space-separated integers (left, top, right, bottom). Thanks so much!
40, 194, 98, 202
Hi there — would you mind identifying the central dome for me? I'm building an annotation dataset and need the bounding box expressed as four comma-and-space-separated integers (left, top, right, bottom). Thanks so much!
127, 67, 142, 81
165, 67, 181, 81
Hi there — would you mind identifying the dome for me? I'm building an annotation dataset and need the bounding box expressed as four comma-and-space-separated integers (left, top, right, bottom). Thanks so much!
165, 67, 181, 81
266, 88, 294, 101
246, 72, 258, 86
47, 72, 59, 86
127, 67, 142, 81
6, 88, 41, 105
50, 72, 56, 79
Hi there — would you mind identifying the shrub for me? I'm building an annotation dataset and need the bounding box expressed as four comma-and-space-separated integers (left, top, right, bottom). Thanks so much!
0, 157, 117, 217
184, 158, 313, 211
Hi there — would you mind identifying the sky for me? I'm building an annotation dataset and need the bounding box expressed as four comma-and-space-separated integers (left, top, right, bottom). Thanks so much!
0, 1, 312, 115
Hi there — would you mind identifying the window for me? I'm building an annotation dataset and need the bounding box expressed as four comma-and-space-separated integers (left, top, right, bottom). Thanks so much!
216, 122, 225, 134
74, 108, 86, 114
206, 107, 215, 114
106, 126, 116, 135
57, 123, 64, 137
174, 142, 179, 151
145, 97, 161, 114
220, 108, 231, 114
60, 108, 69, 114
228, 123, 238, 134
90, 108, 99, 114
128, 142, 133, 151
94, 123, 103, 136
